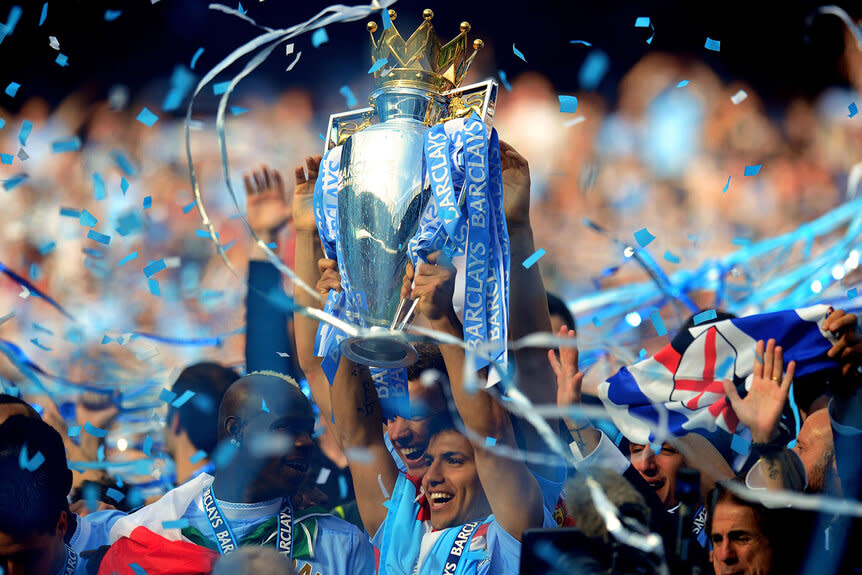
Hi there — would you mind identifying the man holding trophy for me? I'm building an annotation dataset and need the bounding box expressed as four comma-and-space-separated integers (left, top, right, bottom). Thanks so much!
292, 8, 565, 573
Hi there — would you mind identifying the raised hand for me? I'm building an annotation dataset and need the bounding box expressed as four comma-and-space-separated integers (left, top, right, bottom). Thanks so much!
824, 308, 862, 378
547, 326, 587, 430
316, 258, 342, 300
724, 339, 796, 444
499, 140, 531, 230
243, 165, 291, 244
410, 251, 457, 325
293, 156, 322, 234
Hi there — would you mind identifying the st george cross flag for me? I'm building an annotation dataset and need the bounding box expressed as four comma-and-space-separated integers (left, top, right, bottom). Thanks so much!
598, 305, 839, 445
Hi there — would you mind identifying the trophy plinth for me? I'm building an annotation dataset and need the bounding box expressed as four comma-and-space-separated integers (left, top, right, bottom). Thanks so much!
341, 327, 418, 369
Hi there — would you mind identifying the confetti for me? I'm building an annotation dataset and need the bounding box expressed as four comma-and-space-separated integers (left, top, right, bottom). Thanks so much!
190, 450, 207, 464
39, 241, 55, 255
230, 106, 249, 116
171, 390, 196, 407
634, 227, 655, 248
704, 37, 720, 52
569, 39, 592, 46
143, 196, 152, 209
68, 426, 81, 437
148, 279, 161, 296
92, 172, 105, 200
0, 154, 11, 165
120, 176, 129, 194
237, 1, 246, 15
634, 16, 654, 45
676, 80, 689, 88
558, 95, 578, 114
87, 230, 111, 246
18, 120, 31, 146
848, 288, 858, 299
743, 164, 761, 177
650, 310, 667, 336
368, 57, 388, 74
339, 86, 357, 108
693, 309, 718, 325
592, 316, 602, 327
381, 7, 392, 29
52, 136, 81, 154
261, 397, 269, 412
136, 107, 159, 127
276, 351, 290, 357
213, 81, 230, 96
30, 338, 51, 351
161, 519, 190, 529
83, 421, 107, 438
182, 201, 197, 214
578, 50, 608, 90
104, 10, 122, 21
0, 118, 4, 130
311, 28, 328, 48
118, 250, 137, 267
522, 248, 546, 269
484, 436, 497, 446
55, 53, 68, 67
498, 70, 511, 91
338, 475, 348, 499
48, 36, 59, 50
732, 237, 751, 247
162, 65, 195, 112
512, 43, 527, 62
316, 467, 331, 484
79, 209, 98, 227
129, 563, 147, 575
143, 435, 153, 456
285, 51, 302, 72
16, 148, 27, 161
377, 473, 390, 499
111, 150, 136, 176
722, 175, 731, 194
39, 3, 47, 26
97, 444, 105, 462
564, 116, 585, 127
730, 90, 748, 105
190, 47, 204, 70
850, 102, 858, 118
19, 445, 45, 471
5, 82, 20, 98
143, 259, 166, 278
730, 433, 750, 455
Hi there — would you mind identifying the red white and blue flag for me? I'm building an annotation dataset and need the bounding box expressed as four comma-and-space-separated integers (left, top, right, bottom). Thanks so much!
598, 305, 839, 444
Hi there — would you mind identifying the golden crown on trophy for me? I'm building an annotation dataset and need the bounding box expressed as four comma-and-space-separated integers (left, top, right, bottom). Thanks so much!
367, 9, 484, 93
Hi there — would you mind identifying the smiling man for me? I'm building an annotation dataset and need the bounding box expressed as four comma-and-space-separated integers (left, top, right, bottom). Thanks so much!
628, 442, 687, 508
102, 373, 374, 575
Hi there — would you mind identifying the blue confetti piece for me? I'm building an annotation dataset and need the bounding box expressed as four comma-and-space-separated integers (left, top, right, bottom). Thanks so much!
29, 263, 40, 281
92, 172, 105, 200
570, 39, 592, 46
18, 120, 32, 146
83, 483, 99, 513
116, 249, 136, 267
143, 259, 166, 278
849, 102, 858, 118
381, 7, 392, 29
60, 207, 80, 218
676, 80, 689, 88
129, 563, 147, 575
83, 247, 103, 259
97, 444, 105, 462
261, 397, 269, 413
230, 106, 249, 116
104, 10, 121, 21
339, 86, 357, 108
692, 309, 718, 325
39, 3, 47, 26
190, 47, 204, 70
649, 311, 667, 336
87, 230, 111, 245
159, 388, 177, 404
558, 95, 578, 114
32, 323, 53, 335
52, 137, 80, 153
338, 475, 348, 499
5, 82, 20, 98
311, 28, 328, 48
639, 348, 647, 360
143, 196, 152, 209
4, 173, 26, 191
171, 390, 196, 408
196, 229, 219, 240
111, 150, 135, 176
578, 50, 608, 91
221, 238, 237, 252
161, 519, 190, 530
213, 81, 230, 96
39, 241, 56, 255
484, 436, 497, 446
148, 279, 161, 296
30, 338, 51, 351
634, 16, 654, 44
743, 164, 761, 177
717, 356, 735, 379
498, 70, 512, 91
0, 118, 5, 130
730, 433, 750, 455
848, 288, 858, 299
634, 227, 655, 248
68, 425, 81, 437
368, 57, 388, 74
55, 53, 68, 67
121, 176, 130, 196
190, 450, 207, 464
143, 435, 153, 456
512, 43, 527, 62
182, 201, 197, 214
266, 241, 277, 249
162, 65, 196, 112
0, 153, 11, 165
522, 248, 546, 269
79, 209, 98, 227
19, 445, 45, 471
237, 1, 246, 15
106, 487, 125, 502
722, 175, 731, 194
136, 107, 159, 127
83, 421, 107, 438
704, 37, 720, 52
592, 316, 602, 327
732, 237, 751, 247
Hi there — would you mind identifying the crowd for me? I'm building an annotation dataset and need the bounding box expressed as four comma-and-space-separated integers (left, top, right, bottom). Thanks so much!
0, 8, 862, 575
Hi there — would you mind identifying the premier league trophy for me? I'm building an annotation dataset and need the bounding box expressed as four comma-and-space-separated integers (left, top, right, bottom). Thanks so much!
314, 9, 500, 372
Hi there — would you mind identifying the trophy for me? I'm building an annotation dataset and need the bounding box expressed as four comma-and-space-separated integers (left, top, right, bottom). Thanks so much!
317, 9, 499, 369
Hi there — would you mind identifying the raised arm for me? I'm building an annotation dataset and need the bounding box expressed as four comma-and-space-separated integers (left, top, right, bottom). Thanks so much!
409, 253, 544, 539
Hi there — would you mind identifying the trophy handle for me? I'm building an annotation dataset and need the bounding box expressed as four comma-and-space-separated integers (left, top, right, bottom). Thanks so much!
323, 107, 376, 153
442, 79, 499, 126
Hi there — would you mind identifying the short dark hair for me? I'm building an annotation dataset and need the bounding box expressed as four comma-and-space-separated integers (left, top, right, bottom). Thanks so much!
0, 393, 39, 418
406, 343, 448, 381
547, 292, 576, 335
169, 362, 240, 453
706, 482, 772, 542
0, 415, 72, 536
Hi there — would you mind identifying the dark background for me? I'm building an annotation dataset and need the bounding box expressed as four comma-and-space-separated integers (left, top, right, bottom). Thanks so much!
0, 0, 857, 115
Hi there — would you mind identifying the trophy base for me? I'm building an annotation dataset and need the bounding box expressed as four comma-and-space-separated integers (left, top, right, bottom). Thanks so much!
340, 328, 417, 369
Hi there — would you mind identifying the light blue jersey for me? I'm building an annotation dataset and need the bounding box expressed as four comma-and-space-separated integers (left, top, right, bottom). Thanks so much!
372, 473, 556, 575
69, 510, 126, 553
